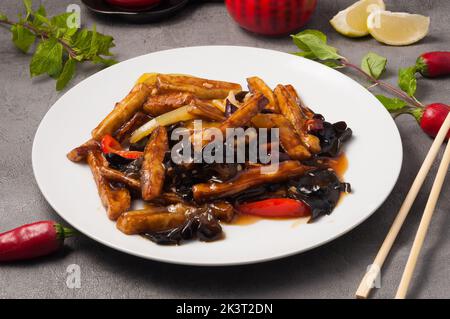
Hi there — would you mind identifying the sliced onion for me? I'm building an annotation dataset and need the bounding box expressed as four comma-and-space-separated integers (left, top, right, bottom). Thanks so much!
130, 105, 195, 143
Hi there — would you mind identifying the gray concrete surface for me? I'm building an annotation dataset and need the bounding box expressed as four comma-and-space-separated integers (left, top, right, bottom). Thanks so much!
0, 0, 449, 299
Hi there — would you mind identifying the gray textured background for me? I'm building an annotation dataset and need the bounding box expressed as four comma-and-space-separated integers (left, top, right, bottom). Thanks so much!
0, 0, 449, 299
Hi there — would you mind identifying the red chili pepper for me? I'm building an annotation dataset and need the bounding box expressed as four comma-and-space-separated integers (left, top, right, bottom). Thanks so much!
101, 134, 143, 159
0, 221, 77, 262
237, 198, 311, 218
416, 52, 450, 78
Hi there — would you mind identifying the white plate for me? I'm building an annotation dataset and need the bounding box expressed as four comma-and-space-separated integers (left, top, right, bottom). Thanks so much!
32, 46, 402, 266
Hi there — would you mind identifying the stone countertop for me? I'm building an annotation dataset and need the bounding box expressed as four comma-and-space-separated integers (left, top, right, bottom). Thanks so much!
0, 0, 449, 299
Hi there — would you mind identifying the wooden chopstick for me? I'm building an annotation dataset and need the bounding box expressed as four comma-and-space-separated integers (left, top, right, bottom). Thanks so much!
355, 113, 450, 299
395, 134, 450, 299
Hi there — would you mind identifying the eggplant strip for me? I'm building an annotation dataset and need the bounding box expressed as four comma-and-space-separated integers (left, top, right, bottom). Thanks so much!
87, 151, 131, 220
251, 114, 311, 160
92, 83, 152, 141
114, 112, 152, 143
192, 160, 311, 202
141, 126, 169, 201
274, 85, 321, 154
156, 74, 242, 99
285, 84, 315, 119
116, 202, 235, 235
187, 100, 226, 122
219, 92, 269, 133
67, 139, 99, 163
99, 166, 141, 190
247, 76, 280, 113
143, 92, 195, 117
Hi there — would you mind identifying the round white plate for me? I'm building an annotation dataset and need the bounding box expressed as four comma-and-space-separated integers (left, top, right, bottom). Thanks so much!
32, 46, 402, 266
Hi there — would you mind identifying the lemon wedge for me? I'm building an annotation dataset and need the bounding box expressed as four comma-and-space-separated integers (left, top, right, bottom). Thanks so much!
330, 0, 385, 37
367, 10, 430, 46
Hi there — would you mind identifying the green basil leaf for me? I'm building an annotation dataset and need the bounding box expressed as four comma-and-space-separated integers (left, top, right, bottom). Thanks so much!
376, 95, 408, 112
361, 52, 387, 79
291, 29, 327, 52
30, 38, 63, 77
398, 66, 417, 97
296, 33, 342, 61
11, 24, 36, 53
56, 58, 77, 90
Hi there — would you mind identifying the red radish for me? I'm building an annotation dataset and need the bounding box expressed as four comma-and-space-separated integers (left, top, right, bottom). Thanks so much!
0, 221, 76, 262
105, 0, 161, 9
225, 0, 317, 36
416, 52, 450, 78
415, 103, 450, 139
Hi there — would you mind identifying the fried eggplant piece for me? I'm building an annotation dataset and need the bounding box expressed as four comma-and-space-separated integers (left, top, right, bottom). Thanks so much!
67, 139, 99, 163
143, 92, 195, 117
192, 160, 311, 202
92, 83, 152, 141
99, 166, 141, 190
114, 112, 152, 143
156, 74, 242, 99
117, 205, 186, 235
219, 92, 269, 133
116, 202, 235, 235
251, 114, 311, 160
247, 76, 279, 113
141, 126, 169, 201
274, 85, 321, 154
285, 84, 314, 119
187, 100, 226, 122
87, 151, 131, 220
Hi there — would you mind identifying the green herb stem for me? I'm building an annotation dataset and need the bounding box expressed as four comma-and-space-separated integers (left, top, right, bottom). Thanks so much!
0, 18, 76, 58
341, 60, 424, 108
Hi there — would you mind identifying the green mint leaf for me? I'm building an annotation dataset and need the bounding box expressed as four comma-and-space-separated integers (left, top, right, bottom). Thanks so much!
30, 38, 63, 77
292, 29, 327, 52
23, 0, 33, 19
361, 52, 387, 79
33, 12, 51, 26
32, 5, 47, 26
92, 56, 117, 67
292, 51, 317, 59
51, 12, 73, 29
376, 95, 408, 112
295, 33, 342, 61
11, 24, 36, 53
56, 58, 77, 90
398, 66, 417, 97
0, 12, 7, 21
323, 60, 344, 68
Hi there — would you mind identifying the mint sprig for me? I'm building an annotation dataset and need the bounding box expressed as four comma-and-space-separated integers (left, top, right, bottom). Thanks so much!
291, 29, 424, 112
0, 1, 117, 91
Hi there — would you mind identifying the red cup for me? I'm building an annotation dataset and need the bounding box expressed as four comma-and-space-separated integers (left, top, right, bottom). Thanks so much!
225, 0, 318, 36
105, 0, 161, 10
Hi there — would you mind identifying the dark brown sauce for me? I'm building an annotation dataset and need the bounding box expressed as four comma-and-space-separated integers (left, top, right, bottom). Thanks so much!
327, 153, 348, 180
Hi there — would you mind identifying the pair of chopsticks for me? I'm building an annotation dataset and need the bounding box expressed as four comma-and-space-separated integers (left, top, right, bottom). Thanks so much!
356, 112, 450, 299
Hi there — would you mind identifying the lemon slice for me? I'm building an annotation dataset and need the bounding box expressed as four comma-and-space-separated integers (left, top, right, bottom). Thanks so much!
367, 11, 430, 46
330, 0, 385, 37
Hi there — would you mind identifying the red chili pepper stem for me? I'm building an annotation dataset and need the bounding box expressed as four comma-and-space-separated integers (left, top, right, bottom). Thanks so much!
54, 223, 78, 241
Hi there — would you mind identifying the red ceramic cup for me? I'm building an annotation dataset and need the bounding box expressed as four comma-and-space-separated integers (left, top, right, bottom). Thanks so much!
106, 0, 161, 10
225, 0, 318, 36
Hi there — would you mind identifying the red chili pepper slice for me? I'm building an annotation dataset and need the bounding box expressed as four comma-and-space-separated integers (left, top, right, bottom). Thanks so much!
101, 134, 143, 159
237, 198, 311, 218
